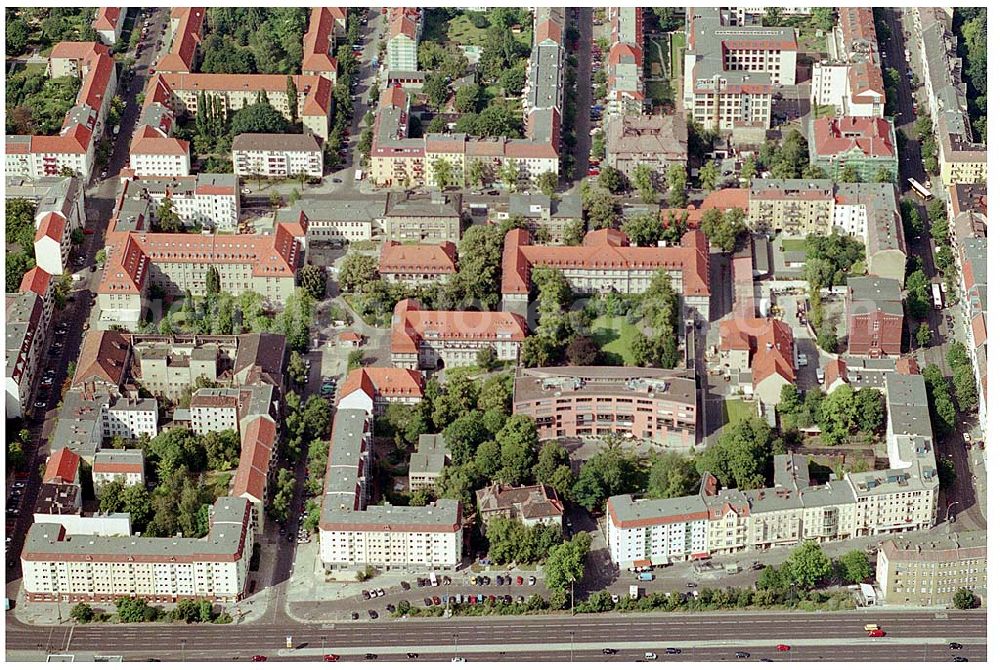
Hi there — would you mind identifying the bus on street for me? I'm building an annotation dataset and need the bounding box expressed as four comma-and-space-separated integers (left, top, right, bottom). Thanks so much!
908, 177, 933, 200
932, 283, 943, 309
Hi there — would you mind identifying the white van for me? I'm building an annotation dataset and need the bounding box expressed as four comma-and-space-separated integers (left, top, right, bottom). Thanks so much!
645, 653, 658, 660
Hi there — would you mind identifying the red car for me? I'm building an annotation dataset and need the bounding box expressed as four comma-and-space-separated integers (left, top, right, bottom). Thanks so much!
324, 654, 341, 661
775, 645, 791, 652
516, 576, 524, 585
83, 228, 94, 234
868, 630, 886, 638
587, 169, 600, 176
251, 656, 268, 662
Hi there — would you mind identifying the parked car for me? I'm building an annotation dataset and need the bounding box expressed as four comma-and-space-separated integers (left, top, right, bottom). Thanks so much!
528, 576, 536, 586
516, 576, 524, 585
776, 645, 791, 652
736, 652, 750, 659
949, 643, 963, 650
423, 597, 432, 606
323, 654, 340, 662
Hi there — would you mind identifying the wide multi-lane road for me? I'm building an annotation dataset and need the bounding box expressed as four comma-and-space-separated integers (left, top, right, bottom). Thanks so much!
7, 610, 985, 661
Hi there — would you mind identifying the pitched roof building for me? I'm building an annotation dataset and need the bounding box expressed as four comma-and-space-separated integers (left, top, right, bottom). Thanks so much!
336, 367, 425, 415
501, 227, 710, 322
718, 317, 795, 405
378, 241, 457, 285
808, 116, 898, 181
390, 299, 527, 370
476, 483, 564, 527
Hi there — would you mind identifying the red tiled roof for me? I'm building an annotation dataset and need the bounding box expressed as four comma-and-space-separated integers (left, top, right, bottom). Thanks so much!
232, 416, 277, 503
719, 318, 795, 386
338, 331, 363, 342
29, 124, 92, 155
79, 51, 115, 111
813, 116, 895, 158
501, 227, 710, 297
535, 19, 561, 45
43, 448, 80, 485
848, 58, 885, 101
93, 459, 144, 474
379, 241, 457, 275
388, 14, 417, 40
34, 212, 67, 243
971, 313, 987, 349
391, 299, 527, 354
156, 7, 203, 73
130, 134, 190, 156
73, 330, 130, 388
662, 189, 750, 228
154, 73, 332, 117
338, 367, 425, 403
49, 41, 108, 61
19, 266, 53, 296
302, 7, 338, 74
93, 8, 123, 31
100, 221, 304, 294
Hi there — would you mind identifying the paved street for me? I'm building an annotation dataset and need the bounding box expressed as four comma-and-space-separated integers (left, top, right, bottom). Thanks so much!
5, 610, 986, 661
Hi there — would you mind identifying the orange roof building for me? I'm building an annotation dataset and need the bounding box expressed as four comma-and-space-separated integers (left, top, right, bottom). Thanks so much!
302, 7, 339, 78
43, 448, 81, 486
6, 42, 116, 181
378, 241, 457, 285
337, 367, 425, 415
501, 227, 710, 321
390, 299, 527, 370
718, 318, 795, 405
97, 217, 305, 328
140, 71, 332, 142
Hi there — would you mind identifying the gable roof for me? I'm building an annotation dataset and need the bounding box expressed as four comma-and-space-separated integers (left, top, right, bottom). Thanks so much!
378, 240, 458, 275
43, 448, 80, 485
72, 330, 131, 389
302, 7, 338, 74
719, 318, 796, 386
501, 227, 710, 297
19, 266, 53, 296
338, 367, 425, 403
813, 116, 895, 158
390, 299, 528, 354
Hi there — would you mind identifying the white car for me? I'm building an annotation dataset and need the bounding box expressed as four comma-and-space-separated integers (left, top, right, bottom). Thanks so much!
797, 354, 807, 366
451, 658, 466, 663
241, 188, 251, 195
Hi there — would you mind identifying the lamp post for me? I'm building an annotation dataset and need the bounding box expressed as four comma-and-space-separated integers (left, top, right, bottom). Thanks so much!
946, 501, 958, 523
569, 577, 575, 615
570, 630, 575, 663
453, 633, 458, 660
321, 635, 327, 659
181, 638, 187, 663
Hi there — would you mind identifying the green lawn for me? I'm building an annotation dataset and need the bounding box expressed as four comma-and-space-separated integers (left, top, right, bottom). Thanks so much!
591, 315, 641, 366
724, 399, 756, 425
780, 238, 808, 253
667, 30, 684, 78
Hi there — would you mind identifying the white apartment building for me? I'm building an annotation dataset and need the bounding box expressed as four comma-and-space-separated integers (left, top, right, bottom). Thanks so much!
189, 388, 242, 434
92, 450, 146, 491
103, 397, 159, 439
121, 174, 239, 232
606, 374, 940, 563
232, 133, 324, 179
319, 410, 463, 570
607, 497, 709, 567
129, 131, 191, 177
5, 176, 86, 278
22, 497, 255, 604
